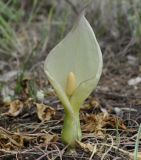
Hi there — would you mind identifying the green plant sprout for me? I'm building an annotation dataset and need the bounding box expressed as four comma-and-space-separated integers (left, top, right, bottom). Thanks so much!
44, 13, 103, 147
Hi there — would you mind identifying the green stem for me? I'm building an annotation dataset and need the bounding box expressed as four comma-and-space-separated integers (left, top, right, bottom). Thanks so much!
61, 111, 82, 148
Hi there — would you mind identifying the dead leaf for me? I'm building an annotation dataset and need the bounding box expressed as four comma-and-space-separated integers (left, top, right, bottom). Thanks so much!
3, 100, 24, 117
36, 103, 56, 121
81, 99, 100, 110
82, 113, 105, 135
39, 134, 58, 144
82, 113, 126, 135
76, 140, 97, 153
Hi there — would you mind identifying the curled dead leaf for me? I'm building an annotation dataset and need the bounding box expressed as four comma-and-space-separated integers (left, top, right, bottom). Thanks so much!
39, 134, 58, 144
36, 103, 56, 121
76, 140, 97, 153
3, 100, 24, 117
81, 99, 100, 110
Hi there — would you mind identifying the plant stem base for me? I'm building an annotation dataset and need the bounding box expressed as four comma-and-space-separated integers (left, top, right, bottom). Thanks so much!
61, 112, 82, 147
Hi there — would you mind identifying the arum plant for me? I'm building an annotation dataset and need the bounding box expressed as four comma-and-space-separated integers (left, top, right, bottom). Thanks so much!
44, 13, 103, 147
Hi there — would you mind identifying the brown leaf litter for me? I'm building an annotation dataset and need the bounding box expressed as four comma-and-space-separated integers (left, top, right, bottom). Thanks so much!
82, 113, 127, 135
36, 103, 56, 121
76, 140, 97, 153
2, 100, 24, 117
2, 99, 56, 122
0, 127, 58, 151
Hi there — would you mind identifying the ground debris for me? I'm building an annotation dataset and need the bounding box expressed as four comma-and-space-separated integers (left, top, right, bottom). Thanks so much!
0, 127, 58, 151
2, 99, 24, 117
36, 103, 56, 121
1, 99, 56, 122
76, 140, 97, 153
82, 113, 127, 135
